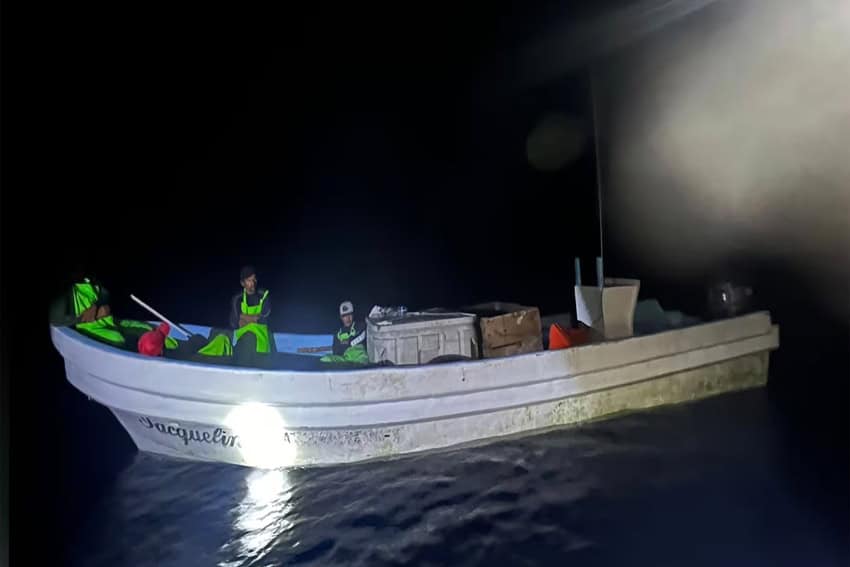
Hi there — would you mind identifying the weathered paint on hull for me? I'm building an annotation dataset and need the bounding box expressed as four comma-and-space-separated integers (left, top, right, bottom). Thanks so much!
51, 313, 778, 469
109, 352, 768, 468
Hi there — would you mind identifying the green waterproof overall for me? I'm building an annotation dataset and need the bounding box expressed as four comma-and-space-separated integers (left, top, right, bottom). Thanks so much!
73, 279, 177, 350
321, 321, 368, 364
196, 331, 234, 356
233, 290, 271, 353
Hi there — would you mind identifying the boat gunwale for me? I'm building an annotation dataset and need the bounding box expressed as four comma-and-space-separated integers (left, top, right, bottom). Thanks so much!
51, 311, 777, 407
51, 310, 774, 376
73, 326, 778, 408
67, 328, 778, 429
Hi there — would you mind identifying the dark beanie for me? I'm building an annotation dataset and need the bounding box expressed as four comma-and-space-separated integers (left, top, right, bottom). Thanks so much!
240, 265, 256, 281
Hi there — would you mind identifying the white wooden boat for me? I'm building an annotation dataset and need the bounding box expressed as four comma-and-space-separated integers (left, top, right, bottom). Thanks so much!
50, 312, 779, 469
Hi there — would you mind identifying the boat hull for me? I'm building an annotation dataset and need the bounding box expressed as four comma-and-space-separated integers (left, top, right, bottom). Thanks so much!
52, 313, 779, 468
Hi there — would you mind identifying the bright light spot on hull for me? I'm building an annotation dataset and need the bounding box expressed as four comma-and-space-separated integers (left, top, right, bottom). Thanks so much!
224, 403, 297, 469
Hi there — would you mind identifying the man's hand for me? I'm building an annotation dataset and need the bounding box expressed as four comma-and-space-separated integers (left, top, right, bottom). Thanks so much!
79, 305, 98, 323
239, 314, 260, 327
80, 304, 112, 323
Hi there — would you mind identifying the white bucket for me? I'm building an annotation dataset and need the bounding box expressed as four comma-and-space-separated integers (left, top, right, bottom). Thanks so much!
575, 278, 641, 340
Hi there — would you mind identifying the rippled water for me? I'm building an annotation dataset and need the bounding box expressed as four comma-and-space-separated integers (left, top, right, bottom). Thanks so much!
62, 389, 847, 566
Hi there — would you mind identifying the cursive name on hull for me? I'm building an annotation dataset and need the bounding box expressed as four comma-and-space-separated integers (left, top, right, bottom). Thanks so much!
138, 416, 240, 449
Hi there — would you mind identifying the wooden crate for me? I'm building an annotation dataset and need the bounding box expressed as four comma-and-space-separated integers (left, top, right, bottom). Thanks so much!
463, 302, 543, 359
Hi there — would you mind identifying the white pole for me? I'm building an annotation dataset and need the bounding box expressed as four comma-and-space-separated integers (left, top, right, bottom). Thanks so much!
130, 294, 193, 338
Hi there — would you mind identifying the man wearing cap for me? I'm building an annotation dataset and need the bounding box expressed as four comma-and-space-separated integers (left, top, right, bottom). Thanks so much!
230, 265, 274, 355
320, 301, 368, 364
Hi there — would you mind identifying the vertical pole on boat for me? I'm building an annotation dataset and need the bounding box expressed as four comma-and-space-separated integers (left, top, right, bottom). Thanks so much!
596, 257, 604, 290
574, 257, 582, 287
591, 68, 605, 289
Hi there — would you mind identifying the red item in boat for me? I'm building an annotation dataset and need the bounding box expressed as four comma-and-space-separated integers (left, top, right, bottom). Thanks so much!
138, 322, 170, 357
549, 323, 589, 350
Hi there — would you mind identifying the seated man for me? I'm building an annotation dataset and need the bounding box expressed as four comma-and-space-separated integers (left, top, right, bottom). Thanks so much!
320, 301, 368, 364
230, 265, 274, 357
49, 274, 177, 351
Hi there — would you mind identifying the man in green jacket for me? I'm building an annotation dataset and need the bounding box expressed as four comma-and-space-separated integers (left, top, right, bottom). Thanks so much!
49, 274, 178, 351
320, 301, 369, 364
230, 265, 274, 355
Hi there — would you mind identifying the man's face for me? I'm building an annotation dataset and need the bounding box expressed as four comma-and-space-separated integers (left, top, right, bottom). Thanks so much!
341, 313, 353, 327
241, 274, 257, 294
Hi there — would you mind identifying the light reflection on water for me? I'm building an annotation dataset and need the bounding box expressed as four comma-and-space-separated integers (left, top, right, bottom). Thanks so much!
219, 469, 295, 567
66, 390, 846, 566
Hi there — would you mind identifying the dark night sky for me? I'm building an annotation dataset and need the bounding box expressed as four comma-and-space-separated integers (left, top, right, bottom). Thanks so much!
15, 2, 608, 332
4, 0, 846, 362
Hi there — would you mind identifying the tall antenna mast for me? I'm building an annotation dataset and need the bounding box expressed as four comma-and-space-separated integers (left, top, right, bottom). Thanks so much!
590, 68, 605, 285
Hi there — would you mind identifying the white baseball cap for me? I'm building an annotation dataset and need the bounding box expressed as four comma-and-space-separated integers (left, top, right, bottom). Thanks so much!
339, 301, 354, 316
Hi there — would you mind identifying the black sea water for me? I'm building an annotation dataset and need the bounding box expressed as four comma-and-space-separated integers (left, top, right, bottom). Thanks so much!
40, 368, 849, 566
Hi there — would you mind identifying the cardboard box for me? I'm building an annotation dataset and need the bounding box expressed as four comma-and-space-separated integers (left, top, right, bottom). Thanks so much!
463, 302, 543, 358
